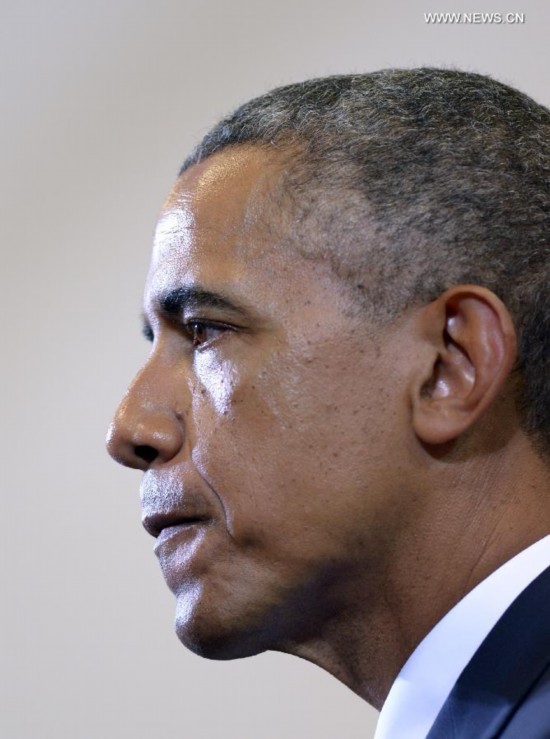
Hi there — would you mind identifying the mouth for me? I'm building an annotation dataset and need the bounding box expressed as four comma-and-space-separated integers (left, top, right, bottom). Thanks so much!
140, 475, 216, 561
142, 506, 212, 535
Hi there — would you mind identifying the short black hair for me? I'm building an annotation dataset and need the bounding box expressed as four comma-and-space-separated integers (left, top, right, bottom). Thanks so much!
181, 69, 550, 457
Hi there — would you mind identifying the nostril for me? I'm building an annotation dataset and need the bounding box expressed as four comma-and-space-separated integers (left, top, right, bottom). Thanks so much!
135, 445, 159, 464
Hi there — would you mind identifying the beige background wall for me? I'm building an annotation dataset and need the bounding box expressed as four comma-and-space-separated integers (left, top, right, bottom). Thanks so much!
2, 1, 548, 737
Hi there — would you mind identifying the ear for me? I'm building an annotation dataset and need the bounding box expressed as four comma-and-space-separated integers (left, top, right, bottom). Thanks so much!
412, 285, 517, 446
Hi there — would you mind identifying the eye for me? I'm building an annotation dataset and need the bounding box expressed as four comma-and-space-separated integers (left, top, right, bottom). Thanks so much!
183, 320, 231, 348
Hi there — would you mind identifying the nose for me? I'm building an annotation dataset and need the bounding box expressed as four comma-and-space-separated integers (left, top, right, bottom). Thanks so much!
106, 361, 185, 471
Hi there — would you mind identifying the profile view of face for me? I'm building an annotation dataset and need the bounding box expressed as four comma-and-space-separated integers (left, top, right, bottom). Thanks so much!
107, 145, 413, 661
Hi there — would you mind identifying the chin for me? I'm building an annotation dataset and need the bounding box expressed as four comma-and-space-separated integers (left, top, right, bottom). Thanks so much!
173, 589, 274, 661
174, 610, 269, 661
170, 569, 336, 661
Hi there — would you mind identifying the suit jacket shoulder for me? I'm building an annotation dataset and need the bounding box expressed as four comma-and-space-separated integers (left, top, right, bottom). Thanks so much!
427, 564, 550, 738
500, 661, 550, 738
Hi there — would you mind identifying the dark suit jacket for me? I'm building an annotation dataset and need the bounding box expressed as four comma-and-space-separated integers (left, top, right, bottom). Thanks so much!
427, 564, 550, 738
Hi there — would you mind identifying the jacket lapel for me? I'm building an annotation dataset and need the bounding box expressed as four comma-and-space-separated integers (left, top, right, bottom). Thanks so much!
427, 564, 550, 738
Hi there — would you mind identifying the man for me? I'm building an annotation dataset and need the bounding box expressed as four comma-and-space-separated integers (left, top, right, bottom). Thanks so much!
107, 69, 550, 737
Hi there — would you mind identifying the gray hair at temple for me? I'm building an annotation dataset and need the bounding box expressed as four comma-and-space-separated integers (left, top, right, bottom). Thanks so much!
181, 68, 550, 457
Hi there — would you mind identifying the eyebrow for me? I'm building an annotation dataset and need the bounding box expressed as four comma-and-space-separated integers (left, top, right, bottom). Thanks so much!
142, 286, 247, 339
156, 286, 249, 318
141, 285, 259, 341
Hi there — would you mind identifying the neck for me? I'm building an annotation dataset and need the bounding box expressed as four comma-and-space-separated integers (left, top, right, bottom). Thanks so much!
281, 433, 550, 709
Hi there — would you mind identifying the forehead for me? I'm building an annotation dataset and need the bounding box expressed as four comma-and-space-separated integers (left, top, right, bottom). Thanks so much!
149, 146, 284, 285
145, 145, 369, 331
145, 146, 344, 323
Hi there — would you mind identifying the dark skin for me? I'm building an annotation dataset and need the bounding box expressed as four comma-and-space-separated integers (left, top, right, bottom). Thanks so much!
107, 146, 550, 709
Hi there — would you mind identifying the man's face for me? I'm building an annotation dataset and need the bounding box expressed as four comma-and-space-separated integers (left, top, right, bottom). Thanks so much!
107, 146, 414, 659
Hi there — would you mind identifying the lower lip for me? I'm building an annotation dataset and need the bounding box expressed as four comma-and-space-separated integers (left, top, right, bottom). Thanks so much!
153, 522, 208, 555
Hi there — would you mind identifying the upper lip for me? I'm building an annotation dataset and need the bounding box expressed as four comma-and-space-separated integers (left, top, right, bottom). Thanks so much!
140, 472, 216, 538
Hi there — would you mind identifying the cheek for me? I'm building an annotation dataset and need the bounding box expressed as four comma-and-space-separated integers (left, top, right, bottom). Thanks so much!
189, 338, 402, 518
192, 342, 386, 481
192, 345, 298, 429
191, 351, 379, 529
189, 352, 282, 496
189, 353, 311, 532
193, 353, 236, 415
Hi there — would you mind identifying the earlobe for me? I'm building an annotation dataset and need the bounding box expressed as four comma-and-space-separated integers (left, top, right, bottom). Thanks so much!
412, 286, 517, 446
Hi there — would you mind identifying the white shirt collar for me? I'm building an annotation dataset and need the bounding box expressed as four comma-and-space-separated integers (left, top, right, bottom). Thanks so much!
374, 534, 550, 739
